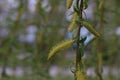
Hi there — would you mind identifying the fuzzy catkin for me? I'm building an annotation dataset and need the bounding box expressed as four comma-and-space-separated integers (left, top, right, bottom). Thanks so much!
82, 21, 100, 37
66, 0, 73, 9
68, 12, 78, 32
48, 39, 75, 60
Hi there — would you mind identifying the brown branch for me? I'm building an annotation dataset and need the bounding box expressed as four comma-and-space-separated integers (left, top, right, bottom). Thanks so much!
76, 0, 83, 69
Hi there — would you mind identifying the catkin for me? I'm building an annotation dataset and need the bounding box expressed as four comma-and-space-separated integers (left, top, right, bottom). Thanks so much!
68, 12, 78, 32
48, 39, 75, 60
66, 0, 73, 9
82, 21, 100, 37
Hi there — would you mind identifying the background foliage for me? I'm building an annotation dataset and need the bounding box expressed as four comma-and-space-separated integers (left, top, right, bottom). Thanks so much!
0, 0, 120, 80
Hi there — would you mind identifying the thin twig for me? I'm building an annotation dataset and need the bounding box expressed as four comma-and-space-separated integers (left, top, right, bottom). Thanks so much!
76, 0, 83, 69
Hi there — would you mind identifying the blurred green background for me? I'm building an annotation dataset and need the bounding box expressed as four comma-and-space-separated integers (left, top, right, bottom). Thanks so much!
0, 0, 120, 80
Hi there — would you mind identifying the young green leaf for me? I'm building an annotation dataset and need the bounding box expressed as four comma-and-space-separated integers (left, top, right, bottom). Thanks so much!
83, 0, 88, 9
76, 0, 79, 9
79, 37, 87, 43
78, 47, 84, 61
74, 6, 79, 13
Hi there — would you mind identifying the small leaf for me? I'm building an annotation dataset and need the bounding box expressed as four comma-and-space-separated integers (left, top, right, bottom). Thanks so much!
79, 37, 87, 43
78, 47, 84, 61
83, 0, 88, 10
76, 0, 79, 9
48, 39, 75, 60
73, 6, 79, 13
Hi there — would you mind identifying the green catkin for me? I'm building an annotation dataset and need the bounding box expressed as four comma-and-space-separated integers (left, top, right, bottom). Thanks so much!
66, 0, 73, 9
82, 21, 100, 37
68, 22, 76, 32
48, 39, 75, 60
68, 12, 78, 32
